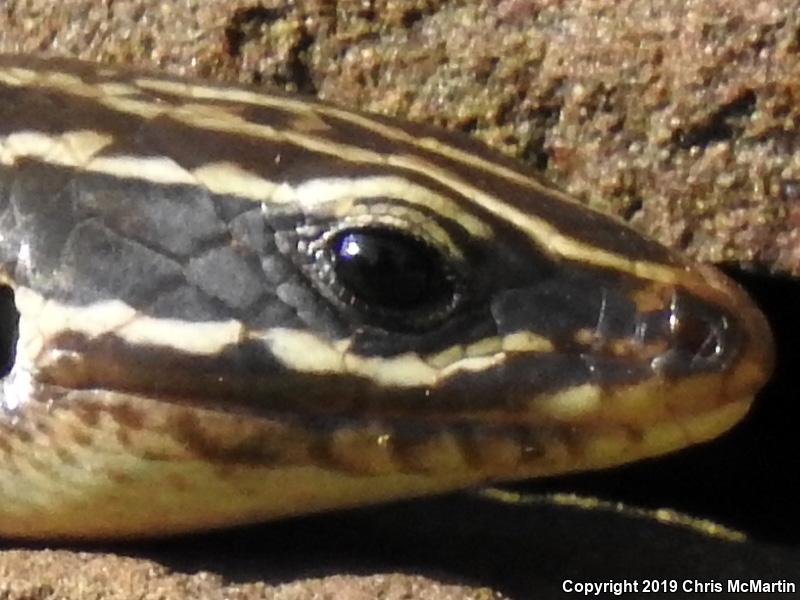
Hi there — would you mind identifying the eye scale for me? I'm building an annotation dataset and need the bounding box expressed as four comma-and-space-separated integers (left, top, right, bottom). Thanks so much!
0, 55, 774, 540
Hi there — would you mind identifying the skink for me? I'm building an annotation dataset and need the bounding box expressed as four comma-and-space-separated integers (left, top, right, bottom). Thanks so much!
0, 55, 773, 539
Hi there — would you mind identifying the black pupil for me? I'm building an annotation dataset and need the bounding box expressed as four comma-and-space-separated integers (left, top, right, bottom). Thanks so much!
331, 228, 452, 311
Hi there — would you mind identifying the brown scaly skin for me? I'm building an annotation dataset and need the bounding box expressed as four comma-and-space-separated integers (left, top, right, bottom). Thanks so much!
0, 56, 774, 539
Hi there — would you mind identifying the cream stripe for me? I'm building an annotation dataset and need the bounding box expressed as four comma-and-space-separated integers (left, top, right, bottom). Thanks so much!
0, 130, 114, 168
271, 175, 493, 239
192, 161, 281, 199
130, 76, 586, 204
131, 80, 684, 282
127, 76, 649, 250
0, 129, 493, 240
13, 287, 245, 364
90, 155, 197, 186
11, 288, 555, 389
0, 64, 683, 283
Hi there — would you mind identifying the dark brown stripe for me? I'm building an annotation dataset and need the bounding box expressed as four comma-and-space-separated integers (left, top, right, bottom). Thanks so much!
37, 330, 659, 421
0, 55, 679, 264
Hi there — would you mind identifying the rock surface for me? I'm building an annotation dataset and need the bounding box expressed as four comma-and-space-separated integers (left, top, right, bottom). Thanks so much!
0, 1, 796, 599
1, 0, 797, 272
0, 548, 502, 600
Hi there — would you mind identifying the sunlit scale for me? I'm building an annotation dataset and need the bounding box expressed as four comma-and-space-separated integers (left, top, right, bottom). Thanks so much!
0, 55, 775, 539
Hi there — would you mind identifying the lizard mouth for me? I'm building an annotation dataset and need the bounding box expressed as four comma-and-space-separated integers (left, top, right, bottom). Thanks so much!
0, 261, 773, 473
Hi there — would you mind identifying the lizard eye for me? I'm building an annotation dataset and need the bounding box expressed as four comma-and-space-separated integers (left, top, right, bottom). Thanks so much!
327, 227, 459, 326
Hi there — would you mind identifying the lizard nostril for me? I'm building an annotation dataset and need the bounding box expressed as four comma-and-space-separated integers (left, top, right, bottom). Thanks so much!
649, 291, 737, 376
672, 310, 724, 363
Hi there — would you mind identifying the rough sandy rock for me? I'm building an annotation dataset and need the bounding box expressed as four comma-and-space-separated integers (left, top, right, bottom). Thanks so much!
1, 0, 797, 272
0, 1, 796, 599
0, 549, 504, 600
